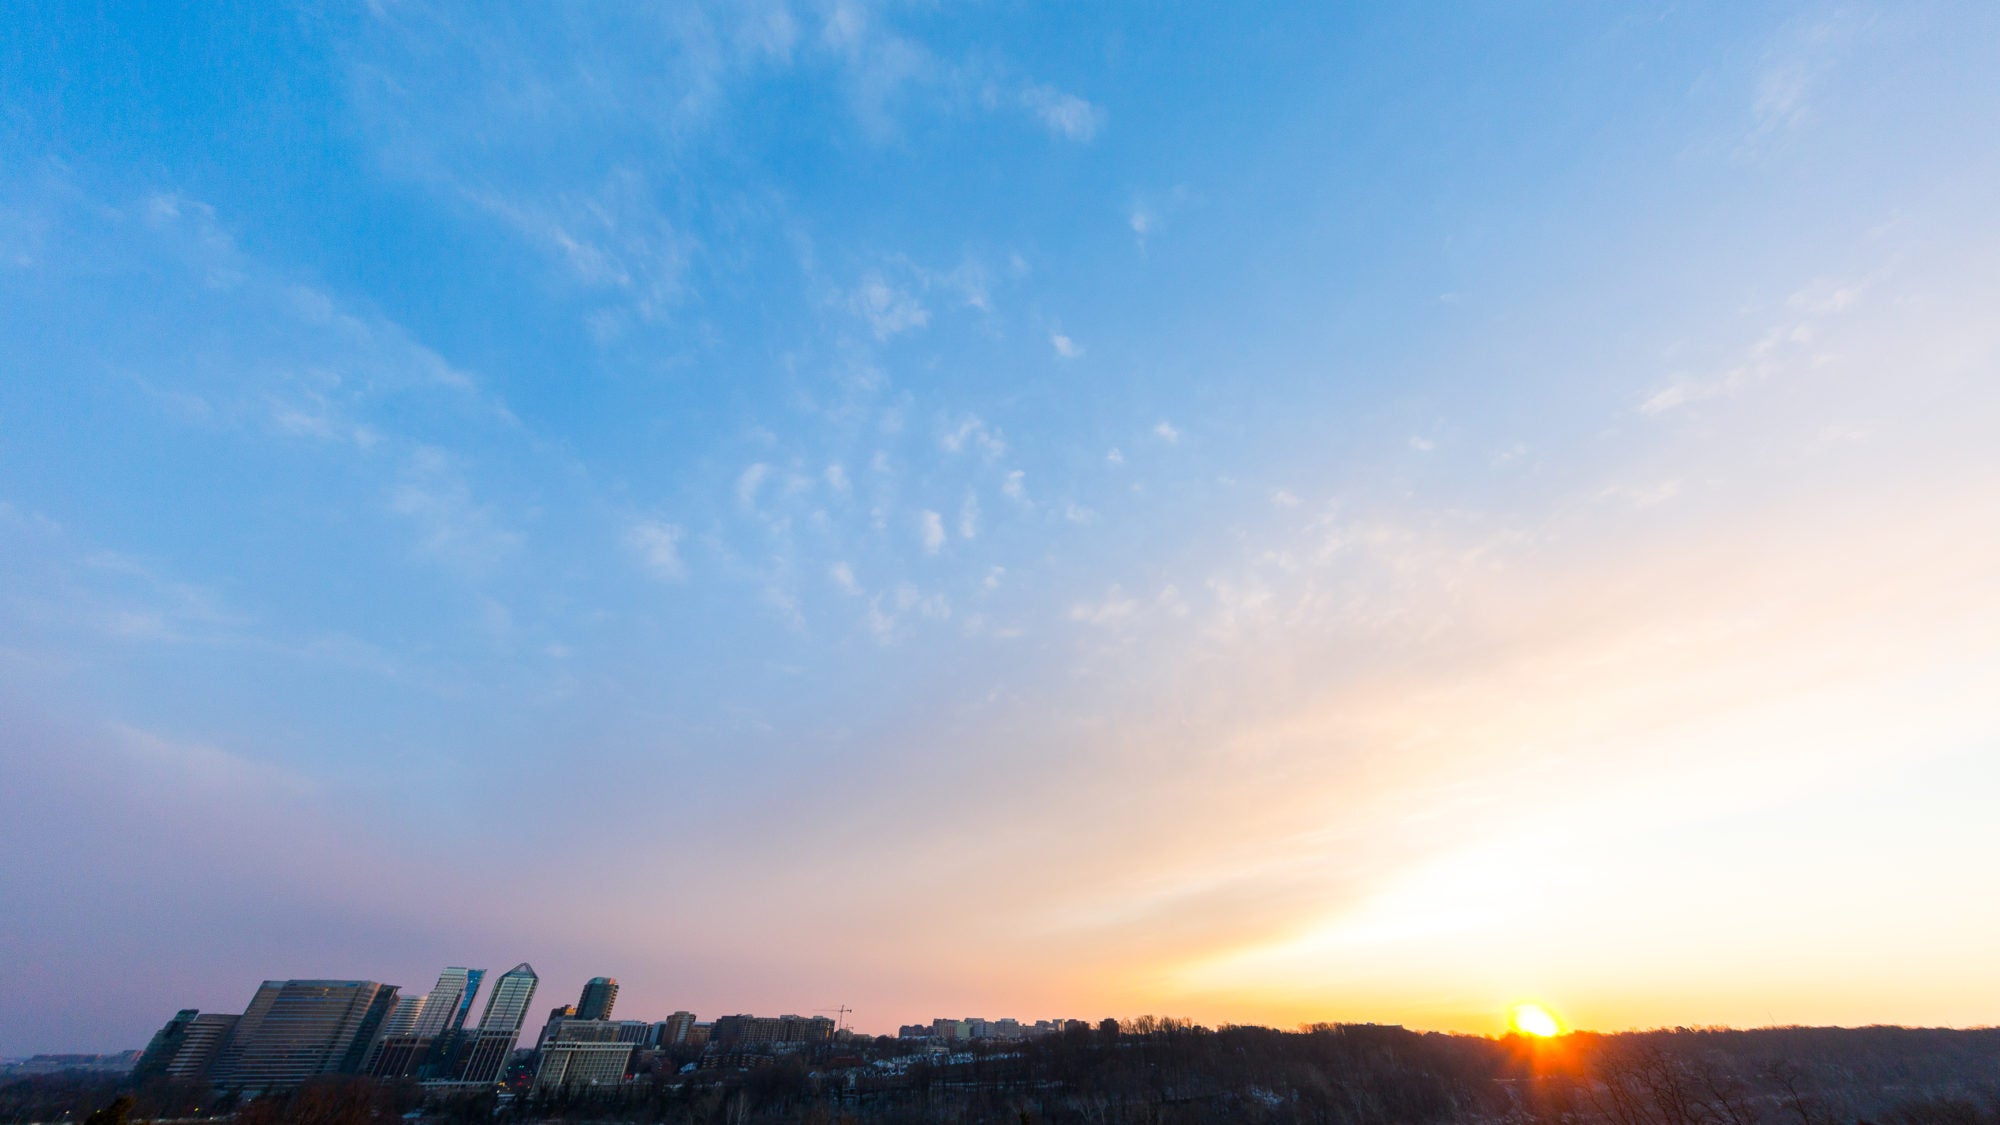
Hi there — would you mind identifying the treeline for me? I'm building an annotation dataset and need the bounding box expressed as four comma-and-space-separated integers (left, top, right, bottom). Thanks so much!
8, 1023, 1999, 1125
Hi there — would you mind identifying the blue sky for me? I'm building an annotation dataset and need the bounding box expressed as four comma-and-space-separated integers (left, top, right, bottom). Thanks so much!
5, 2, 2000, 1052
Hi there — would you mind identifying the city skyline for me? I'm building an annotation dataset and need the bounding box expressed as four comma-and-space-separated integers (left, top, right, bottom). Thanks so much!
78, 956, 1095, 1057
5, 2, 2000, 1058
97, 954, 1237, 1107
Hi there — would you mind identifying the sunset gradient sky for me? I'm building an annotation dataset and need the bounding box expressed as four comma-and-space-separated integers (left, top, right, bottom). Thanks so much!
4, 2, 2000, 1054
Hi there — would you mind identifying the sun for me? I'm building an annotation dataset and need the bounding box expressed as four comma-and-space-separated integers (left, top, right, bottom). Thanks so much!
1509, 1002, 1563, 1038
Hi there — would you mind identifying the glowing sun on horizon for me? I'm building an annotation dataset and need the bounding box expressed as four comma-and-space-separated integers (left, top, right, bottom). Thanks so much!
1510, 1003, 1563, 1038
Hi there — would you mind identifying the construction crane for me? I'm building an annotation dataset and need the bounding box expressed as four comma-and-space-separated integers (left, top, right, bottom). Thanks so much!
815, 1005, 853, 1033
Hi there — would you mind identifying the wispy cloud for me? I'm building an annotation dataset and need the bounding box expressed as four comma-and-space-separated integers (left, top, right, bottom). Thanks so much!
65, 546, 250, 646
1742, 10, 1866, 150
388, 448, 522, 573
1127, 185, 1198, 248
1002, 469, 1030, 506
829, 561, 862, 595
110, 723, 315, 799
1069, 586, 1140, 627
1018, 82, 1105, 142
1051, 332, 1083, 358
919, 509, 946, 553
737, 462, 773, 509
861, 581, 951, 642
460, 170, 693, 326
118, 189, 518, 428
1640, 290, 1846, 416
627, 519, 687, 581
941, 415, 1007, 459
265, 389, 374, 447
1596, 480, 1684, 508
26, 182, 545, 612
849, 273, 930, 340
340, 4, 813, 330
1787, 275, 1866, 314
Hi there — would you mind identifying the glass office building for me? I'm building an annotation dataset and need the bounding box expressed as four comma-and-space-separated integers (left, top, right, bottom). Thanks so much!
575, 976, 619, 1021
133, 1010, 240, 1083
450, 962, 537, 1084
411, 966, 485, 1039
211, 980, 399, 1092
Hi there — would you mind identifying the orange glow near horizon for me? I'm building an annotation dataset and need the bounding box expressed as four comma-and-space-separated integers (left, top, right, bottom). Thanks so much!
1510, 1003, 1562, 1038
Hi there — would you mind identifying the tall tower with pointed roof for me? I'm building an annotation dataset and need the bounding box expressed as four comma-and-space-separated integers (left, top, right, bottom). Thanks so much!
450, 963, 538, 1084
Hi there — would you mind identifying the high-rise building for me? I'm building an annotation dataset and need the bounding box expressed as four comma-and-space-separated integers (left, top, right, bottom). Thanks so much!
709, 1014, 835, 1046
363, 996, 425, 1075
531, 1040, 633, 1092
133, 1010, 199, 1081
478, 964, 539, 1037
575, 977, 619, 1021
211, 981, 399, 1092
546, 1019, 651, 1046
449, 962, 537, 1085
173, 1014, 239, 1080
377, 995, 428, 1039
133, 1010, 240, 1083
366, 1034, 432, 1081
411, 967, 484, 1039
653, 1011, 697, 1047
535, 1005, 577, 1050
364, 966, 489, 1080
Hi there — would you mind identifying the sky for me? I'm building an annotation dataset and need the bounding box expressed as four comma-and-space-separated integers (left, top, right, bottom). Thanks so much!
3, 1, 1999, 1054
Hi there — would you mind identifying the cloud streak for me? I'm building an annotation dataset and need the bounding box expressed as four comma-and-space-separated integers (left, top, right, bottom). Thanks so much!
627, 519, 687, 581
